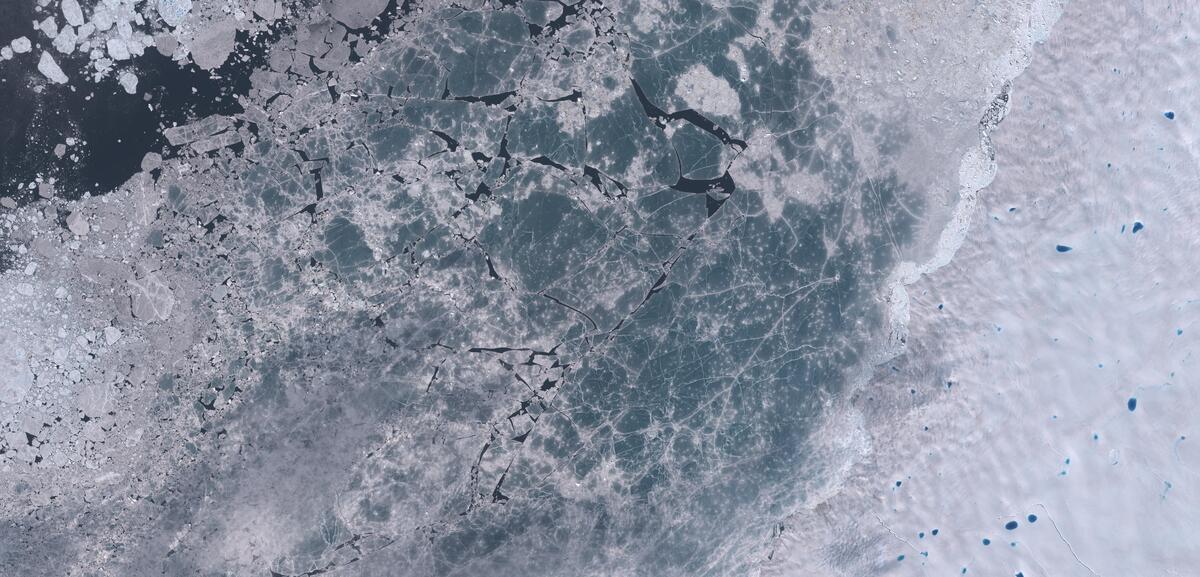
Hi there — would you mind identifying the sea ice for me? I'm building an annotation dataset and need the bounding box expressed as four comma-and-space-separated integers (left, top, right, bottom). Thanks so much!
37, 51, 69, 83
62, 0, 85, 27
118, 71, 138, 94
10, 36, 32, 54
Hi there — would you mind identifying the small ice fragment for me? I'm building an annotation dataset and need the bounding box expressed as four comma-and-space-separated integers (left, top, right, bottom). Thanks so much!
54, 144, 66, 158
118, 71, 138, 94
104, 326, 122, 345
23, 262, 37, 276
1, 47, 12, 60
37, 182, 55, 198
66, 210, 89, 235
62, 0, 85, 27
38, 51, 69, 84
10, 36, 32, 54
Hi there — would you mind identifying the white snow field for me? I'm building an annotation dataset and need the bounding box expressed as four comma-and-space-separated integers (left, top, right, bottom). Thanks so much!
770, 2, 1200, 576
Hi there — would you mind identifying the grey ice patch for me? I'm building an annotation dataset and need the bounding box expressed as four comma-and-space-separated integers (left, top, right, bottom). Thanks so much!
78, 383, 115, 418
253, 0, 283, 21
128, 272, 175, 321
67, 210, 90, 235
38, 51, 69, 83
163, 114, 241, 152
163, 115, 234, 146
674, 64, 741, 120
323, 0, 389, 29
0, 340, 33, 405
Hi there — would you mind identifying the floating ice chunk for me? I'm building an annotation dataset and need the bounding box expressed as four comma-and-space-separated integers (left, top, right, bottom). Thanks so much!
157, 0, 193, 28
141, 151, 162, 171
163, 115, 234, 146
62, 0, 85, 27
107, 37, 130, 60
54, 25, 78, 54
324, 0, 389, 29
190, 18, 237, 69
39, 16, 59, 39
104, 326, 122, 345
38, 51, 69, 84
118, 71, 138, 94
253, 0, 281, 21
92, 4, 114, 31
10, 36, 32, 54
1, 47, 12, 60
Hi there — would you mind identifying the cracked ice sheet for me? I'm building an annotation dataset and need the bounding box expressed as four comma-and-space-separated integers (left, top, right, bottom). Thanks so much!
2, 0, 1195, 576
769, 2, 1200, 576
